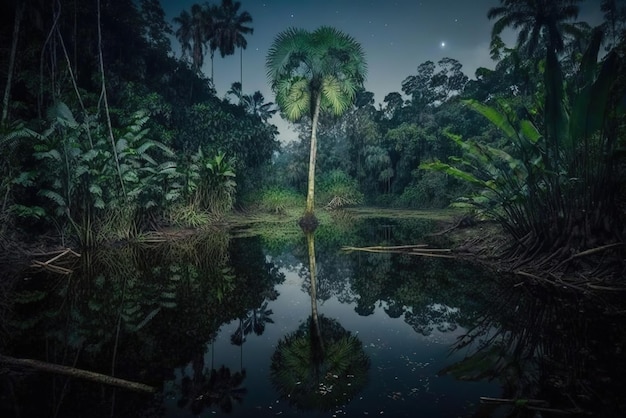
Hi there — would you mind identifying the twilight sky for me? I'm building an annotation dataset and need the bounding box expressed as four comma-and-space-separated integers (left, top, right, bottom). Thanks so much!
161, 0, 604, 142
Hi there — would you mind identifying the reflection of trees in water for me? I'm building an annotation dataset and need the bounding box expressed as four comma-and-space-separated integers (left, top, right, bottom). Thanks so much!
178, 360, 247, 414
350, 251, 492, 335
270, 315, 369, 412
440, 282, 626, 417
405, 303, 459, 336
2, 234, 283, 417
270, 231, 370, 412
230, 300, 275, 345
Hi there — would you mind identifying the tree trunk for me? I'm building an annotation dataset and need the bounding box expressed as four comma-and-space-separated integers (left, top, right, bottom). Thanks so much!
306, 231, 324, 353
0, 355, 156, 393
305, 94, 322, 218
2, 1, 25, 125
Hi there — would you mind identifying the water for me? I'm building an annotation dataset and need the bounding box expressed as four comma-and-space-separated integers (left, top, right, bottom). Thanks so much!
1, 216, 624, 417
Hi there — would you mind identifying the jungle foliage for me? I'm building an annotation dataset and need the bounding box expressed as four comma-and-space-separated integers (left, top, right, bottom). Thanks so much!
0, 0, 278, 247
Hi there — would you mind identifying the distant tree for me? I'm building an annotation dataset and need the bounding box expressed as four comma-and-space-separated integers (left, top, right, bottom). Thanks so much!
173, 6, 199, 72
431, 57, 468, 102
214, 0, 253, 88
401, 61, 437, 109
488, 0, 582, 164
1, 0, 24, 124
139, 0, 173, 52
600, 0, 626, 48
381, 92, 404, 121
228, 82, 277, 121
487, 0, 582, 57
266, 26, 366, 225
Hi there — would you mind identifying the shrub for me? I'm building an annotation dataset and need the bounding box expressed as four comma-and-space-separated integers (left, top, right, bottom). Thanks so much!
318, 170, 363, 210
259, 187, 303, 214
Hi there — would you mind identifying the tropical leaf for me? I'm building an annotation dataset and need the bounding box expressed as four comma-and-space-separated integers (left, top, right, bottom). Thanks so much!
48, 101, 78, 128
463, 99, 516, 139
38, 189, 67, 208
421, 161, 489, 188
34, 149, 62, 162
570, 51, 619, 145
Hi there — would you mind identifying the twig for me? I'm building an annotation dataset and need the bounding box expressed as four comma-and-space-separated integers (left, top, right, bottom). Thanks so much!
30, 260, 73, 275
554, 243, 624, 271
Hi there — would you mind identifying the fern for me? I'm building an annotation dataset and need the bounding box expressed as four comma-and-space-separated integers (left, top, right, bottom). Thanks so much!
38, 189, 67, 210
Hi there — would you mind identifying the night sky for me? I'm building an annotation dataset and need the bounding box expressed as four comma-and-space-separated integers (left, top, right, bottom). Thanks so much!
161, 0, 604, 142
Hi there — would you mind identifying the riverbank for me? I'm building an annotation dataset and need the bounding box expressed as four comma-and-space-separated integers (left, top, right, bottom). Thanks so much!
1, 206, 623, 294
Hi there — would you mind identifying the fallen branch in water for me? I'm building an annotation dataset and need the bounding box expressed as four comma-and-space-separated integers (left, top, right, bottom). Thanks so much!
341, 245, 455, 258
30, 248, 80, 275
479, 396, 585, 414
480, 396, 549, 406
0, 354, 156, 393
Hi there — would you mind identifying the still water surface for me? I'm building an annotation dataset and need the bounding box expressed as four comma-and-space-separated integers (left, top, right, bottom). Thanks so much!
1, 216, 624, 417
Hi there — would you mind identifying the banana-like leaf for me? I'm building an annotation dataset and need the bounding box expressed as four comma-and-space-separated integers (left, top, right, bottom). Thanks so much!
48, 101, 78, 128
570, 51, 619, 144
463, 99, 516, 139
519, 120, 541, 143
421, 161, 488, 187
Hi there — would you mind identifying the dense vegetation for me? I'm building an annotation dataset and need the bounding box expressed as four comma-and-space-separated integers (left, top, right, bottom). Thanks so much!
0, 0, 278, 248
1, 0, 625, 276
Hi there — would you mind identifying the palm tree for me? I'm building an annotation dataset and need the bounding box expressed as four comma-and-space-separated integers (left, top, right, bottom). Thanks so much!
204, 2, 220, 80
214, 0, 253, 88
173, 4, 210, 73
487, 0, 582, 57
246, 91, 278, 122
227, 81, 243, 102
266, 26, 366, 226
228, 82, 278, 122
2, 0, 25, 125
488, 0, 582, 166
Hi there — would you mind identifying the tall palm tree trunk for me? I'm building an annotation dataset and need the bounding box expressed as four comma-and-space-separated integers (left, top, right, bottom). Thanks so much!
306, 231, 324, 353
305, 94, 322, 217
2, 1, 24, 125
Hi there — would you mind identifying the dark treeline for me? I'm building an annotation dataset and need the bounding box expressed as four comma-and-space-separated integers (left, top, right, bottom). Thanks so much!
1, 0, 625, 276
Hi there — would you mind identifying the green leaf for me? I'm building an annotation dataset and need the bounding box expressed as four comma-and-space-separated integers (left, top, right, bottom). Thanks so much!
463, 99, 516, 139
421, 161, 487, 187
519, 120, 541, 143
38, 189, 67, 208
48, 102, 78, 128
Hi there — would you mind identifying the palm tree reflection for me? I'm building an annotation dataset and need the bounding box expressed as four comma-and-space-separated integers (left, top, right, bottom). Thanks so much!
178, 356, 247, 414
270, 231, 370, 411
230, 300, 274, 345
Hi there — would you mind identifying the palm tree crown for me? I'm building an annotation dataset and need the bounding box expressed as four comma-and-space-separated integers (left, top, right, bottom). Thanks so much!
214, 0, 253, 87
173, 4, 213, 73
173, 1, 252, 81
266, 26, 366, 221
488, 0, 582, 56
214, 0, 253, 58
266, 26, 366, 122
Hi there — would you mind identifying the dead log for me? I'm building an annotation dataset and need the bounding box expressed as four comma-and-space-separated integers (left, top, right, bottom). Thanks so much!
0, 354, 156, 393
341, 244, 455, 258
